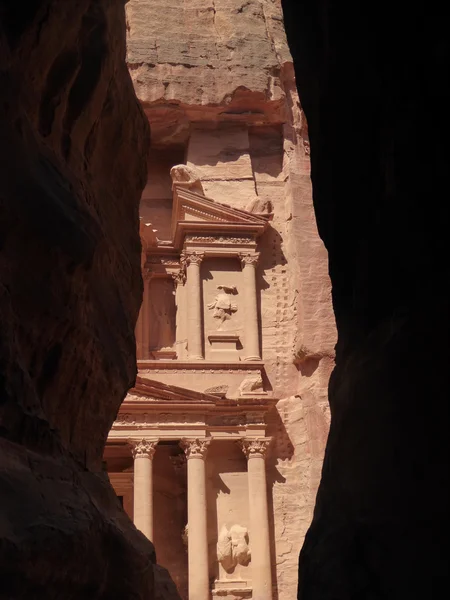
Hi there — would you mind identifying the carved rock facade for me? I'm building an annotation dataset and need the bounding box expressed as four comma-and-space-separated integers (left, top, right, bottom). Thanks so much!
104, 2, 336, 600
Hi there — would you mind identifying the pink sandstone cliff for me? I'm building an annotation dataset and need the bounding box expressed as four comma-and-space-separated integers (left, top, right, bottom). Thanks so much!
0, 2, 158, 597
125, 1, 336, 598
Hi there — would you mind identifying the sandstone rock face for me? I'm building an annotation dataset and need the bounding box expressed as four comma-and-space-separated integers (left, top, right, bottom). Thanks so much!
0, 2, 155, 597
126, 2, 336, 598
281, 1, 450, 598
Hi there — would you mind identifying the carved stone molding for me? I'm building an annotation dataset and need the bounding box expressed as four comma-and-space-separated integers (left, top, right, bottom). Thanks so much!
239, 438, 271, 459
185, 235, 253, 245
180, 438, 211, 459
128, 439, 158, 459
239, 252, 260, 267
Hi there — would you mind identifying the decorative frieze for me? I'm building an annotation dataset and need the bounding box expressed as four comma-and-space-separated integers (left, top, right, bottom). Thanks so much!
185, 235, 253, 245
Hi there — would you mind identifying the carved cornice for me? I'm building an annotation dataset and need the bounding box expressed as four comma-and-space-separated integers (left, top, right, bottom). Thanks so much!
239, 437, 272, 459
239, 252, 260, 267
180, 438, 211, 459
128, 439, 158, 459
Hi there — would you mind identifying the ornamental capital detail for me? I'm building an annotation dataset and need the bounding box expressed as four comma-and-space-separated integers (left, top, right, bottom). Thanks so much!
184, 251, 205, 266
180, 438, 211, 459
128, 439, 158, 459
172, 269, 186, 287
239, 437, 272, 459
239, 252, 260, 268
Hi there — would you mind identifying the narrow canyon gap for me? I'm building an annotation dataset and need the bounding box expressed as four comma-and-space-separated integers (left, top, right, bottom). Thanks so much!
281, 0, 450, 598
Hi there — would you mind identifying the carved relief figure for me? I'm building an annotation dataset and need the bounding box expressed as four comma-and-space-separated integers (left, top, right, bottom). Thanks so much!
217, 524, 251, 572
207, 285, 238, 329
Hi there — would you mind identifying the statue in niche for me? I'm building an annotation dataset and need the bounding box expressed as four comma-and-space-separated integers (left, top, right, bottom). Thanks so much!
217, 525, 251, 572
207, 285, 238, 330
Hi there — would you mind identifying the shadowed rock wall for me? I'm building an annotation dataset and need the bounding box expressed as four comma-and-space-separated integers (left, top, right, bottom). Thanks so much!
0, 2, 156, 597
281, 1, 450, 598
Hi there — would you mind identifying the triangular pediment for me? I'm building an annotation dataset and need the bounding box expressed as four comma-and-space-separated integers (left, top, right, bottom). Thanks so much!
171, 187, 268, 246
126, 376, 218, 405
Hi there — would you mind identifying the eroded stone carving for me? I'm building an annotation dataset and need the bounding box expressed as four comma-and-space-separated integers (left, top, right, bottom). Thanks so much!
170, 164, 204, 194
180, 438, 211, 458
128, 439, 158, 459
239, 438, 271, 459
204, 384, 229, 394
239, 253, 260, 267
245, 198, 273, 215
208, 285, 238, 329
217, 524, 251, 572
238, 374, 264, 395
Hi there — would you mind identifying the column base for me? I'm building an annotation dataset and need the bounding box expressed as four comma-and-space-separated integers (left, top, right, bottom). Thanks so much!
243, 355, 261, 361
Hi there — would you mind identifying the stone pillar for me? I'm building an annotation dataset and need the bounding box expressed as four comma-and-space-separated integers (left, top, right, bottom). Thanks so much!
173, 269, 188, 360
180, 438, 211, 600
240, 438, 272, 600
240, 253, 261, 360
141, 271, 152, 360
129, 439, 157, 540
185, 252, 204, 360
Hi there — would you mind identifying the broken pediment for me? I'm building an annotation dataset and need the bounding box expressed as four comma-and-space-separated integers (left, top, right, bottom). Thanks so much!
171, 186, 269, 247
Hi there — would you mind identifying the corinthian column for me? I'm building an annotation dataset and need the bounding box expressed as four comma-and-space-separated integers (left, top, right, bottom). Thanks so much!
185, 252, 204, 360
240, 253, 261, 360
129, 439, 157, 540
240, 438, 272, 600
180, 438, 211, 600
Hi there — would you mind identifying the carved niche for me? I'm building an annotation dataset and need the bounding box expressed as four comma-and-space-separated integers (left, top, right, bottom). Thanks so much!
148, 277, 176, 354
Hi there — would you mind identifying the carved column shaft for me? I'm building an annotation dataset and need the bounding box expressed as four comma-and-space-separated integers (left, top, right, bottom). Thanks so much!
240, 253, 261, 360
181, 438, 211, 600
130, 439, 157, 540
185, 253, 204, 360
240, 438, 272, 600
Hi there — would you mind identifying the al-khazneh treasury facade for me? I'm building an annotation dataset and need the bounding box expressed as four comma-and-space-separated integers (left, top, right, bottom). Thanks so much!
104, 2, 336, 600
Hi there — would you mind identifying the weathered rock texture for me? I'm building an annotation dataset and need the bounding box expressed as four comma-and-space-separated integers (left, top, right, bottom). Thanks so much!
126, 2, 336, 598
0, 2, 156, 597
281, 0, 450, 598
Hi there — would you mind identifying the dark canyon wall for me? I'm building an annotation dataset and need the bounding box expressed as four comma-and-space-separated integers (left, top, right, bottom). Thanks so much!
281, 1, 450, 598
0, 2, 155, 597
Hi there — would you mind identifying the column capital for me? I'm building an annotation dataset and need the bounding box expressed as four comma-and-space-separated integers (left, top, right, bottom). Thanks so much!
128, 438, 158, 459
172, 269, 186, 287
180, 438, 211, 459
239, 252, 260, 268
239, 437, 272, 459
183, 251, 205, 267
